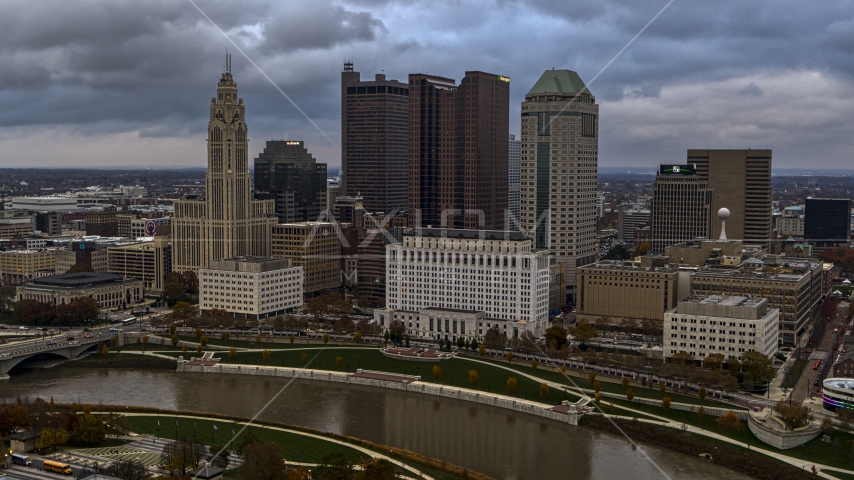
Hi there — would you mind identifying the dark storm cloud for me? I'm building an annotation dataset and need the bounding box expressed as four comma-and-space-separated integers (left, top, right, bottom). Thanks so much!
1, 0, 854, 168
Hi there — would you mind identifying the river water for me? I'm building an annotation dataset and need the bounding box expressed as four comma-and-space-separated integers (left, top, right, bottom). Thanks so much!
2, 368, 749, 480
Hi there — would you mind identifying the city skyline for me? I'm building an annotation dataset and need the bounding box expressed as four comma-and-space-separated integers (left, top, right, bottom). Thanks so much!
2, 1, 854, 170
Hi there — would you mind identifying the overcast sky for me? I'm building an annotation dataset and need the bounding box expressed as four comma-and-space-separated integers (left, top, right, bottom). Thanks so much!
1, 0, 853, 171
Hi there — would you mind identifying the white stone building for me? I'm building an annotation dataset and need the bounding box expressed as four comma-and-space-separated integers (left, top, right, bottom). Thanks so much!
664, 294, 779, 361
376, 228, 550, 343
199, 256, 303, 319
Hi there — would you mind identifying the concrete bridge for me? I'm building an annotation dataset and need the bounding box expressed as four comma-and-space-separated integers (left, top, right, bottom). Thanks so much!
0, 335, 116, 378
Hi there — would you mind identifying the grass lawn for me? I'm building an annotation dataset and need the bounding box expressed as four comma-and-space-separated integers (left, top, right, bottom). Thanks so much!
174, 335, 377, 350
119, 343, 186, 352
457, 355, 739, 409
124, 415, 367, 464
827, 471, 854, 480
781, 359, 807, 389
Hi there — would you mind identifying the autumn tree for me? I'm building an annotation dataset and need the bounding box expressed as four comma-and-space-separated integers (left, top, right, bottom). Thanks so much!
432, 365, 441, 380
588, 372, 596, 385
594, 381, 602, 393
661, 397, 671, 413
171, 301, 194, 322
478, 343, 486, 356
70, 414, 107, 444
468, 370, 478, 385
717, 411, 741, 431
336, 356, 343, 368
539, 382, 550, 398
703, 353, 725, 372
626, 388, 635, 401
0, 403, 29, 436
229, 348, 238, 360
66, 263, 95, 274
726, 357, 742, 376
359, 458, 398, 480
531, 359, 539, 370
241, 441, 287, 480
263, 349, 271, 362
545, 325, 568, 350
507, 377, 518, 392
313, 451, 354, 480
621, 377, 629, 390
631, 242, 650, 257
354, 331, 362, 343
171, 335, 179, 346
741, 351, 774, 385
506, 352, 514, 363
300, 353, 308, 365
698, 387, 707, 403
568, 321, 598, 348
160, 437, 206, 476
698, 406, 706, 421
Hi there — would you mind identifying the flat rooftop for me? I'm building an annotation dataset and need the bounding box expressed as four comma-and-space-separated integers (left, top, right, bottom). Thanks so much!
683, 294, 766, 308
31, 272, 131, 288
404, 227, 528, 241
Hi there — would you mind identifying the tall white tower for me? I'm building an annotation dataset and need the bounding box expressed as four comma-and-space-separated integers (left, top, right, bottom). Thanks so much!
718, 207, 730, 240
172, 54, 276, 272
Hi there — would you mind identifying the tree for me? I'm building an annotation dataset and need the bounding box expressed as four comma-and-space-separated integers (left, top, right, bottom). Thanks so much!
306, 297, 328, 319
182, 270, 199, 295
726, 357, 742, 376
837, 408, 854, 430
507, 377, 518, 392
142, 336, 149, 350
313, 451, 354, 480
594, 392, 602, 403
478, 343, 486, 356
468, 370, 478, 385
469, 339, 478, 351
545, 325, 568, 350
773, 402, 813, 430
821, 417, 835, 434
172, 302, 194, 322
160, 437, 206, 476
194, 328, 202, 339
717, 411, 741, 431
104, 413, 130, 439
741, 351, 774, 385
229, 348, 238, 360
671, 351, 695, 372
626, 388, 635, 401
359, 458, 398, 480
0, 285, 16, 316
568, 322, 598, 348
594, 381, 602, 393
0, 403, 29, 436
588, 372, 596, 385
101, 344, 109, 356
602, 244, 631, 260
196, 344, 203, 353
323, 333, 330, 345
506, 352, 514, 363
162, 282, 189, 306
703, 353, 725, 372
169, 323, 177, 335
70, 414, 107, 444
432, 365, 441, 380
335, 356, 343, 368
354, 331, 362, 343
457, 336, 465, 349
484, 325, 507, 348
66, 263, 95, 274
531, 359, 539, 370
263, 349, 271, 362
300, 353, 308, 365
621, 377, 630, 390
540, 382, 550, 398
37, 427, 69, 452
698, 406, 706, 421
383, 330, 390, 343
287, 467, 311, 480
698, 387, 707, 403
241, 441, 286, 480
631, 242, 650, 258
661, 397, 671, 413
404, 334, 410, 347
171, 335, 179, 346
182, 344, 188, 353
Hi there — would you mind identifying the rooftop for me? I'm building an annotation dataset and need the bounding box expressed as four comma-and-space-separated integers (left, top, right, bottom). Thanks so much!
527, 70, 588, 95
403, 227, 528, 241
32, 272, 128, 288
684, 294, 766, 308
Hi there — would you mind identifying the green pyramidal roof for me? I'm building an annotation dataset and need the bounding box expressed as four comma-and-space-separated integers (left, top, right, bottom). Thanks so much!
527, 70, 588, 95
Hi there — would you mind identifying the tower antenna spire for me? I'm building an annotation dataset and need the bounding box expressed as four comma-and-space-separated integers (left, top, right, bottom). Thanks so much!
225, 49, 231, 74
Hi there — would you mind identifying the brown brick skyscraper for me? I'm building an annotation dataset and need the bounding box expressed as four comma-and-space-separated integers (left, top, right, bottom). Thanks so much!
408, 72, 509, 230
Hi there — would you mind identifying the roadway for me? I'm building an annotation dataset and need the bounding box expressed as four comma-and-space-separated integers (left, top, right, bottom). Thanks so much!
790, 309, 847, 404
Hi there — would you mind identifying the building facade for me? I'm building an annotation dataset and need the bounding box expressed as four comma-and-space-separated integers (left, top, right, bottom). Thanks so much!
378, 228, 551, 342
85, 209, 119, 237
107, 237, 173, 292
508, 134, 521, 228
804, 198, 851, 252
116, 214, 171, 238
520, 70, 598, 305
271, 222, 341, 294
664, 294, 779, 361
408, 72, 509, 231
341, 63, 409, 214
16, 272, 144, 309
0, 249, 57, 284
253, 140, 327, 223
617, 206, 651, 244
172, 55, 276, 272
690, 256, 825, 346
687, 149, 772, 247
199, 256, 303, 319
776, 205, 804, 238
649, 164, 714, 254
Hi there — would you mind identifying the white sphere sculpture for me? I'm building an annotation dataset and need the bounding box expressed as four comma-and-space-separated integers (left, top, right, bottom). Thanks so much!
718, 208, 730, 240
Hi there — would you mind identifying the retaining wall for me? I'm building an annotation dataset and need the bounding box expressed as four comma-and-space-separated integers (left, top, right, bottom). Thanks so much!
747, 413, 821, 449
586, 389, 749, 420
177, 362, 578, 425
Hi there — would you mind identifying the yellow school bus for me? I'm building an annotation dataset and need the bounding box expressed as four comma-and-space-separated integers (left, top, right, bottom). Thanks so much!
42, 459, 73, 475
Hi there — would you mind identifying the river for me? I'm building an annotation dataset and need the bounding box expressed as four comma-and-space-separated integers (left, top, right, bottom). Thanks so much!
2, 368, 750, 480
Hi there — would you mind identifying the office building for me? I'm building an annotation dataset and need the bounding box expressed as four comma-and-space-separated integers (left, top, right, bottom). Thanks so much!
116, 214, 171, 238
408, 72, 509, 231
55, 240, 111, 274
85, 208, 119, 237
520, 70, 599, 304
199, 256, 303, 319
107, 237, 173, 292
16, 272, 144, 309
0, 211, 34, 239
341, 63, 409, 214
508, 134, 521, 228
776, 205, 804, 238
377, 228, 551, 342
172, 55, 276, 272
326, 182, 342, 212
0, 249, 57, 284
664, 294, 779, 361
271, 222, 341, 294
34, 212, 62, 236
804, 198, 851, 252
690, 255, 825, 346
576, 256, 686, 325
617, 205, 651, 243
665, 239, 747, 267
687, 149, 772, 247
253, 140, 327, 223
649, 164, 714, 254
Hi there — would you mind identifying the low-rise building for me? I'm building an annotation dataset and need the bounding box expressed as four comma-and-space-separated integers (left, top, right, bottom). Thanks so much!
776, 205, 804, 238
664, 294, 779, 361
199, 256, 303, 319
271, 222, 341, 294
0, 210, 34, 239
377, 228, 551, 342
833, 351, 854, 379
116, 213, 171, 238
0, 249, 57, 284
16, 272, 144, 309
